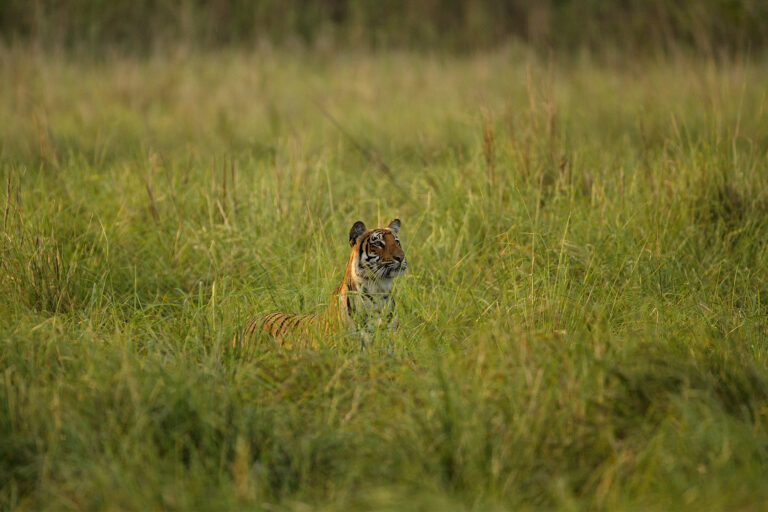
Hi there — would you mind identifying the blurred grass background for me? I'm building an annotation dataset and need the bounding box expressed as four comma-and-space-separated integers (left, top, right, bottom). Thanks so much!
2, 2, 768, 511
2, 0, 768, 56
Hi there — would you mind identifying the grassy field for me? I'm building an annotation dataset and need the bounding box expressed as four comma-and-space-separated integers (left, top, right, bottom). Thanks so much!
1, 46, 768, 510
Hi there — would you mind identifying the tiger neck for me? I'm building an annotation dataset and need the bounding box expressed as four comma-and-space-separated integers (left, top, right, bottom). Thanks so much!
337, 253, 392, 295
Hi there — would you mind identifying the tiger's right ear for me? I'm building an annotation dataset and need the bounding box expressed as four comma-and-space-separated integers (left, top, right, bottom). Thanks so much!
349, 221, 366, 247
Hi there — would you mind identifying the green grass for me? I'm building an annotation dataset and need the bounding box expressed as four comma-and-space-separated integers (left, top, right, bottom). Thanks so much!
2, 46, 768, 510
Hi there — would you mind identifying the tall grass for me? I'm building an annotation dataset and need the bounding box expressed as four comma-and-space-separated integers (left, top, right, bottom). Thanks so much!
1, 46, 768, 510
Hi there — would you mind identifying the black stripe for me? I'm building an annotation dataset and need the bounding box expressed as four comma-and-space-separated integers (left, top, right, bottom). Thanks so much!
268, 313, 284, 335
276, 315, 293, 335
263, 313, 280, 330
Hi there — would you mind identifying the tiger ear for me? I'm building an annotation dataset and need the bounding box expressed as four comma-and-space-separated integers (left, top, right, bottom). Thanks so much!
349, 221, 366, 247
388, 218, 401, 233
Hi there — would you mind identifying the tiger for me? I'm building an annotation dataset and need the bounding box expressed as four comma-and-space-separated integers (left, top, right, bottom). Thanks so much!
237, 218, 407, 348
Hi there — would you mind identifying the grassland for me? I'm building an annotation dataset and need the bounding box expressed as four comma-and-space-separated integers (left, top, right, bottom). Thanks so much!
1, 46, 768, 510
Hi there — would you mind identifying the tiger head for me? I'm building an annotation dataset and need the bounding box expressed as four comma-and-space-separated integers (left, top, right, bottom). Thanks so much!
348, 219, 407, 282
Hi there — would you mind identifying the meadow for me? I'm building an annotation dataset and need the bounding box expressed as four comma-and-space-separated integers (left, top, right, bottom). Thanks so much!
1, 45, 768, 510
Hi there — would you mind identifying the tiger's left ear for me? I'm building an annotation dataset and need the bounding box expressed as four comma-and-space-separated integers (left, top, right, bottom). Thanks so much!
388, 219, 401, 233
349, 221, 366, 247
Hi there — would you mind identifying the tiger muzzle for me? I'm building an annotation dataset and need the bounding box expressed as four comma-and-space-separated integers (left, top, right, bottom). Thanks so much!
388, 257, 407, 276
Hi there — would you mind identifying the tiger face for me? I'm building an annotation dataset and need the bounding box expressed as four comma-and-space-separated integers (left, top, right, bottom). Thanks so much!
349, 219, 407, 281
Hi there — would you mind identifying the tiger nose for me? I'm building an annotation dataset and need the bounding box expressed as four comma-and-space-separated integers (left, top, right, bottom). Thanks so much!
393, 255, 403, 263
